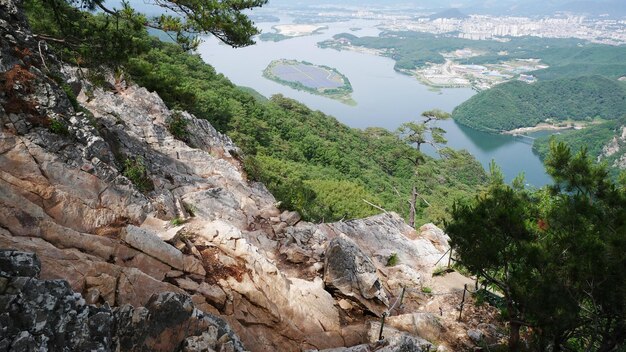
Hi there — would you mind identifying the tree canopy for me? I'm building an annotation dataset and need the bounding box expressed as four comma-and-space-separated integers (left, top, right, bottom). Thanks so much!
452, 76, 626, 132
396, 109, 451, 227
446, 142, 626, 351
35, 0, 267, 52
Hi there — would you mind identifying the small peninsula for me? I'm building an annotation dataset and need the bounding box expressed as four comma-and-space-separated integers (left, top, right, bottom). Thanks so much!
263, 59, 355, 104
259, 24, 327, 42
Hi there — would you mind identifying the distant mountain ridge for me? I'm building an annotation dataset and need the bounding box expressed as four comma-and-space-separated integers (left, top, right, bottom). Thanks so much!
266, 0, 626, 17
429, 8, 468, 19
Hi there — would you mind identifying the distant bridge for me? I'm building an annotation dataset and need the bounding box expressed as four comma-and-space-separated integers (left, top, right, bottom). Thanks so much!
473, 126, 537, 141
511, 133, 536, 141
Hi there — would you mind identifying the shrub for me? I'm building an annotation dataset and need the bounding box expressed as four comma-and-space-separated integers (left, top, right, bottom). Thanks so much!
61, 83, 79, 111
48, 119, 68, 135
168, 112, 188, 141
123, 157, 153, 192
170, 217, 185, 226
432, 266, 449, 277
386, 253, 399, 267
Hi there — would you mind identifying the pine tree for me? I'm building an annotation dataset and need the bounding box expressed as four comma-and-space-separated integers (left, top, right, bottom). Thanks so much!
396, 109, 450, 227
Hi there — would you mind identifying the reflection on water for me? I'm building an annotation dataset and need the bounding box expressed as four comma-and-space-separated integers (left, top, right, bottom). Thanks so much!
198, 17, 553, 187
455, 123, 515, 153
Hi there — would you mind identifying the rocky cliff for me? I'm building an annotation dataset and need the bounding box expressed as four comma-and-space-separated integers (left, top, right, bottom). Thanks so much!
0, 250, 245, 352
0, 0, 501, 350
600, 125, 626, 169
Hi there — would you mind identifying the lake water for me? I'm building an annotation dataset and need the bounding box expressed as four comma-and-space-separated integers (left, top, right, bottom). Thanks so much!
198, 18, 553, 186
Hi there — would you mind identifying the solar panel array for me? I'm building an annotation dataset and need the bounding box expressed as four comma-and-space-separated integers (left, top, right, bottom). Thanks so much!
271, 63, 344, 89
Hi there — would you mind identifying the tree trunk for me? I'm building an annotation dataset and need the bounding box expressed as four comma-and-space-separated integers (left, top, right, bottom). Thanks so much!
408, 186, 417, 227
509, 320, 521, 352
553, 335, 562, 352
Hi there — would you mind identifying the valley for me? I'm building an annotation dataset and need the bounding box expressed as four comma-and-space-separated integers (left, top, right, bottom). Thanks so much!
3, 1, 625, 351
200, 17, 554, 186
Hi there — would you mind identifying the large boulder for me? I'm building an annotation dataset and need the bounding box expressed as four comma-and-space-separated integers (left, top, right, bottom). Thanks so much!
0, 250, 40, 277
323, 234, 389, 316
385, 313, 446, 345
367, 322, 433, 352
191, 220, 342, 351
328, 214, 450, 271
0, 250, 245, 352
121, 225, 184, 270
115, 292, 245, 352
0, 250, 114, 351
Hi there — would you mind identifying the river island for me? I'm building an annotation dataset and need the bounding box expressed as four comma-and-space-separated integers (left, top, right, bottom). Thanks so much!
263, 59, 355, 105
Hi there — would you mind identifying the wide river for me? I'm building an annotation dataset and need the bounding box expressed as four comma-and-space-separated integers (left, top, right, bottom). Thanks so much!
198, 18, 553, 186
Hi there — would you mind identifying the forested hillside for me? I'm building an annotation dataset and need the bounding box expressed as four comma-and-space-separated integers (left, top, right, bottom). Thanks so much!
126, 44, 486, 224
533, 116, 626, 177
452, 76, 626, 131
322, 31, 626, 78
24, 0, 487, 225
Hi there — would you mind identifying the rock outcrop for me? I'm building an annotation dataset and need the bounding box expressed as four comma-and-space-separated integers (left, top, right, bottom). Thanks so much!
600, 125, 626, 169
0, 250, 244, 352
0, 0, 484, 350
324, 234, 388, 316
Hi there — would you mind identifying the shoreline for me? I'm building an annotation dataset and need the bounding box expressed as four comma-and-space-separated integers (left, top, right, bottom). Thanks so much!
502, 122, 588, 135
263, 59, 355, 105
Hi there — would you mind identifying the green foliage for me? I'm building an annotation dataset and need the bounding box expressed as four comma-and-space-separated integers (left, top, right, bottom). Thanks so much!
148, 0, 268, 49
421, 286, 432, 294
48, 119, 68, 135
170, 217, 185, 226
25, 0, 488, 224
533, 117, 626, 178
452, 76, 626, 132
432, 266, 448, 277
386, 253, 399, 267
446, 142, 626, 351
123, 157, 153, 193
473, 289, 506, 309
329, 31, 626, 81
24, 0, 151, 67
397, 110, 450, 153
167, 112, 189, 141
396, 110, 452, 226
61, 83, 79, 110
26, 0, 265, 56
124, 41, 488, 223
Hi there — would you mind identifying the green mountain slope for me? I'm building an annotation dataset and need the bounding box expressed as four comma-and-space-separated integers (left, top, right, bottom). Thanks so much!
452, 76, 626, 132
322, 31, 626, 80
126, 44, 487, 224
533, 117, 626, 177
23, 0, 488, 225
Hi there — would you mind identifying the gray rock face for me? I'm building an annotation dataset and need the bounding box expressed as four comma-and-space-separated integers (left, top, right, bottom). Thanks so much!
122, 225, 184, 270
467, 329, 484, 344
323, 234, 389, 316
0, 250, 40, 277
278, 223, 328, 264
329, 213, 449, 270
378, 334, 432, 352
385, 313, 446, 345
0, 250, 246, 352
311, 333, 431, 352
0, 250, 114, 351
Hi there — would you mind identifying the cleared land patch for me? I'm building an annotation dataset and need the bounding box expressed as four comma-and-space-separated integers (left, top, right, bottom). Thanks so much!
263, 59, 354, 104
259, 24, 327, 42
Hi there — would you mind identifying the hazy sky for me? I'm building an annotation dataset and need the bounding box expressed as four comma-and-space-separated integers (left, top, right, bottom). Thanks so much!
108, 0, 626, 18
267, 0, 626, 17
